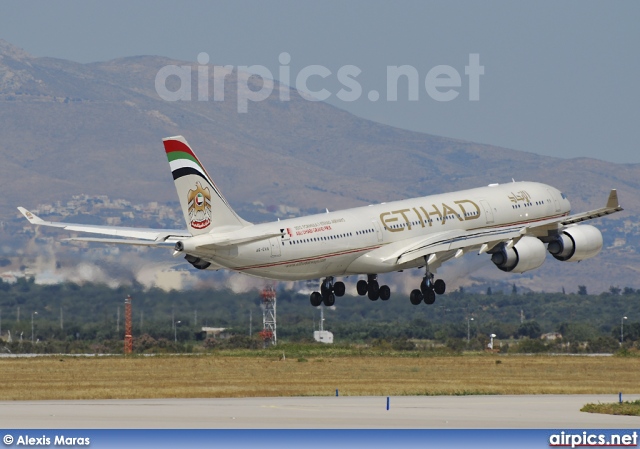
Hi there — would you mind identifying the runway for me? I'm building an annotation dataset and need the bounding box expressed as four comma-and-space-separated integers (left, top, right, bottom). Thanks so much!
2, 395, 639, 428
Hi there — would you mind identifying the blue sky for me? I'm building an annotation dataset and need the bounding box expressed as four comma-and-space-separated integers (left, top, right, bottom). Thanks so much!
2, 0, 639, 163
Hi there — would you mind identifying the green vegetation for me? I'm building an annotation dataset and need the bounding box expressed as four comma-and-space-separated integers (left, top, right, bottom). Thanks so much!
581, 400, 640, 416
1, 280, 640, 354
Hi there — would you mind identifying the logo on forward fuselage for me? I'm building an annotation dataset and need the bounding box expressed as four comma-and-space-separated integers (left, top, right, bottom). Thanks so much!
380, 199, 481, 232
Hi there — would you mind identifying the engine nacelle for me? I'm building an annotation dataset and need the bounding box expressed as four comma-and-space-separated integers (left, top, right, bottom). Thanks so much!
491, 236, 547, 273
184, 254, 211, 270
547, 224, 603, 262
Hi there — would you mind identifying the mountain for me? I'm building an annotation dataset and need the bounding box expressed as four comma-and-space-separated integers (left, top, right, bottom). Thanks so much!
0, 39, 638, 293
3, 39, 639, 214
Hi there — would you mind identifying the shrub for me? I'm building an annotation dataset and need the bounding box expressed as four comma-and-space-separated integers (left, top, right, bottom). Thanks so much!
587, 336, 619, 353
391, 338, 415, 351
221, 335, 260, 350
511, 338, 549, 353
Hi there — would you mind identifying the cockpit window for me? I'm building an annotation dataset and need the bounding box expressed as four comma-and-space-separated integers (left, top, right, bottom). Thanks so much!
560, 192, 567, 199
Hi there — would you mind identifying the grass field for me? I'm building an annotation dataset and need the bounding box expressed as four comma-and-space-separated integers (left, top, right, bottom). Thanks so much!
582, 400, 640, 416
1, 351, 639, 401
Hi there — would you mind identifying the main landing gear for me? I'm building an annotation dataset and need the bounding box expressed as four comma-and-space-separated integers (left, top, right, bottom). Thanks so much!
310, 276, 346, 307
308, 270, 444, 307
356, 274, 391, 301
409, 266, 446, 306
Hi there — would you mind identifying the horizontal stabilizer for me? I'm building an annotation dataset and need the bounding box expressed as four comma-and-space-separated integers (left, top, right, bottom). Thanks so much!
174, 230, 283, 252
196, 232, 283, 249
65, 237, 174, 246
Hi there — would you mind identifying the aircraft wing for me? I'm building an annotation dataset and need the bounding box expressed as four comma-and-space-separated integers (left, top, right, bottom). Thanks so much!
17, 207, 190, 246
384, 189, 623, 268
381, 225, 529, 267
560, 189, 623, 225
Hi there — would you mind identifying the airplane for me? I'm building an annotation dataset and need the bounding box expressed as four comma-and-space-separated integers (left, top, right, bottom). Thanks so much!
19, 135, 623, 307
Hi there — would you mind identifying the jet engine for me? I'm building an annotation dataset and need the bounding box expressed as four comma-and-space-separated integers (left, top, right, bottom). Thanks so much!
491, 236, 547, 273
184, 254, 211, 270
547, 224, 603, 262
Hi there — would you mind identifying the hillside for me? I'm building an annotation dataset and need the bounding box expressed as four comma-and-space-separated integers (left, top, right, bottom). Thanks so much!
2, 39, 639, 213
0, 39, 638, 292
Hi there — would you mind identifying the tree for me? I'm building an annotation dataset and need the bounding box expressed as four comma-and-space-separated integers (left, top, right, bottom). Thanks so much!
486, 287, 493, 296
485, 321, 518, 339
578, 285, 588, 296
609, 286, 622, 295
518, 320, 542, 339
134, 334, 158, 352
513, 338, 548, 353
611, 323, 640, 342
623, 322, 640, 341
445, 338, 466, 352
512, 284, 518, 295
587, 336, 619, 353
557, 322, 597, 342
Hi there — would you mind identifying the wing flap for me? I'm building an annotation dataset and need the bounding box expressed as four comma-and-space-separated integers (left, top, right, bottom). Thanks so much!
393, 226, 527, 265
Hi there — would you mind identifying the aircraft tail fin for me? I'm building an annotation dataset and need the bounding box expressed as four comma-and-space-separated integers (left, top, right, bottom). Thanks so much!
163, 136, 251, 235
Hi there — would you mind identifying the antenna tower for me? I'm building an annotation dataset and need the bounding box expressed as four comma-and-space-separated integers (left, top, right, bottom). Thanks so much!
124, 295, 133, 354
259, 286, 277, 346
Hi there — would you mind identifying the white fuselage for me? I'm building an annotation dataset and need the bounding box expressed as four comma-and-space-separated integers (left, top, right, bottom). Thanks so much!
189, 181, 571, 280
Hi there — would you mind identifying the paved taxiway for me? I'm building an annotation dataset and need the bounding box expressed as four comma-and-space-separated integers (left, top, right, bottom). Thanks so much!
1, 395, 639, 428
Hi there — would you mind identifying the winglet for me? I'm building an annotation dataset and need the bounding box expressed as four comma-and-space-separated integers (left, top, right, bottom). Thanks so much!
606, 189, 621, 210
17, 207, 46, 225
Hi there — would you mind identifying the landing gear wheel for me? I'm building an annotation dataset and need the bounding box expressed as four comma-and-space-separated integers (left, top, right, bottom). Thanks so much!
410, 289, 423, 305
356, 280, 368, 296
368, 280, 380, 301
310, 291, 322, 307
379, 285, 391, 301
434, 279, 446, 295
420, 278, 432, 296
333, 281, 346, 297
320, 281, 331, 297
424, 289, 436, 305
323, 293, 336, 307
